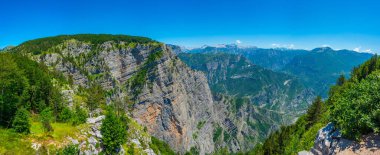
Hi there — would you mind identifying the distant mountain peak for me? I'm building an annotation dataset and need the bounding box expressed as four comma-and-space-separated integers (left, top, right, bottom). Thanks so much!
311, 47, 334, 52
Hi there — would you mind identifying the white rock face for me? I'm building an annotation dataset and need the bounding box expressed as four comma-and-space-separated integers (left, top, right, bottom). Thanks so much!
311, 123, 341, 155
87, 115, 105, 124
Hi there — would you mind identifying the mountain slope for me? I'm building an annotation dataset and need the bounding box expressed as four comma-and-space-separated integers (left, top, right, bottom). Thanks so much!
8, 34, 217, 154
282, 47, 373, 97
178, 52, 315, 121
252, 55, 380, 155
186, 46, 373, 97
186, 45, 308, 71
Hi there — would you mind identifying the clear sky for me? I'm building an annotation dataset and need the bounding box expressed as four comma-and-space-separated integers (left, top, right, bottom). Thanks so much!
1, 0, 380, 52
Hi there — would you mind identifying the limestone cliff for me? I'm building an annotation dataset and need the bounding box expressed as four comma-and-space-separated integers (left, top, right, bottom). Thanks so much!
16, 36, 216, 154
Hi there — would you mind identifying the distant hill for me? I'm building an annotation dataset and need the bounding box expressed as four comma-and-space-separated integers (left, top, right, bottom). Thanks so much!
250, 55, 380, 155
185, 45, 373, 97
185, 44, 308, 71
282, 47, 373, 96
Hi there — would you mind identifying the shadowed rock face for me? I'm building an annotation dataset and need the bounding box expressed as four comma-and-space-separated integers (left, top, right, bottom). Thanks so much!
34, 40, 216, 154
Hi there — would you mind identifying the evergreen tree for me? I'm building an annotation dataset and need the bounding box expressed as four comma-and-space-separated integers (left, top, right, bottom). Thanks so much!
87, 84, 105, 113
101, 109, 127, 154
305, 96, 323, 128
12, 108, 31, 134
336, 74, 346, 86
40, 108, 53, 132
71, 106, 87, 126
0, 53, 27, 127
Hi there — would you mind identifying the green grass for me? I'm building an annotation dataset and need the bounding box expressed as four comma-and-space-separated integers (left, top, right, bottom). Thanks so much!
0, 128, 35, 154
0, 120, 88, 154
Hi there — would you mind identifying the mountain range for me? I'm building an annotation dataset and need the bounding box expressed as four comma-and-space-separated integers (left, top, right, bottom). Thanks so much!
184, 45, 373, 97
0, 35, 376, 154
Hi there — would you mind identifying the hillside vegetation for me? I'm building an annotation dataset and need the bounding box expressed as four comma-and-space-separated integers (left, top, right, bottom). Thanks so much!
0, 35, 176, 154
250, 55, 380, 154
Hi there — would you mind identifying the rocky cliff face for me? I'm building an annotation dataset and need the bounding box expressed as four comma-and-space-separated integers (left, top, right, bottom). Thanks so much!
178, 52, 315, 124
26, 39, 216, 154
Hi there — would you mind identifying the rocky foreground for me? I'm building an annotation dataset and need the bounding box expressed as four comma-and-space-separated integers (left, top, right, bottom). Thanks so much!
299, 123, 380, 155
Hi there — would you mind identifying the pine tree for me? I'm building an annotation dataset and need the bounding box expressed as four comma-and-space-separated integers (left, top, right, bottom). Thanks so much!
12, 108, 31, 134
305, 96, 323, 128
0, 54, 27, 127
87, 84, 105, 113
40, 108, 53, 132
336, 74, 346, 86
101, 109, 127, 154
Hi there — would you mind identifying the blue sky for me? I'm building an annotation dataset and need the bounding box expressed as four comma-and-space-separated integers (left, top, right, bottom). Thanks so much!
1, 0, 380, 52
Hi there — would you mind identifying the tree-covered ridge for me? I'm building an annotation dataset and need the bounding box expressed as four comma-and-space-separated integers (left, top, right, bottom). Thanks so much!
251, 55, 380, 154
282, 47, 373, 97
0, 47, 175, 154
11, 34, 156, 55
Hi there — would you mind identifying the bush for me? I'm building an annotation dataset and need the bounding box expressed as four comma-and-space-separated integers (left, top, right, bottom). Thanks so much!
150, 137, 176, 155
58, 107, 72, 123
12, 108, 31, 134
330, 71, 380, 139
101, 110, 127, 154
71, 106, 87, 126
40, 108, 53, 132
213, 126, 223, 142
62, 144, 79, 155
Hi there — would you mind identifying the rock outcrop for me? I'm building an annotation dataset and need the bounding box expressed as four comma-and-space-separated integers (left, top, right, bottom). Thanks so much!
31, 39, 216, 154
299, 123, 380, 155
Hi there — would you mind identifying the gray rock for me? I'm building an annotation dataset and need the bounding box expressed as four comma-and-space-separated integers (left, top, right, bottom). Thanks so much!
298, 150, 313, 155
87, 115, 105, 124
144, 148, 156, 155
68, 136, 79, 145
88, 136, 98, 145
131, 139, 142, 148
312, 123, 341, 155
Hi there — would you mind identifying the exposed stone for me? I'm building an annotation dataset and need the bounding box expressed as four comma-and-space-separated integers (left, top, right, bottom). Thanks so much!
300, 123, 380, 155
87, 115, 105, 124
31, 143, 41, 151
37, 40, 216, 154
144, 148, 157, 155
68, 136, 79, 145
88, 136, 98, 145
131, 139, 142, 148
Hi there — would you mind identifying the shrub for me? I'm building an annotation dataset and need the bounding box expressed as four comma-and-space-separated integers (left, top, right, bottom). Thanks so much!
71, 106, 87, 126
213, 126, 223, 142
58, 107, 72, 123
101, 110, 127, 154
62, 144, 79, 155
150, 136, 175, 155
330, 71, 380, 139
40, 108, 54, 132
12, 108, 31, 134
